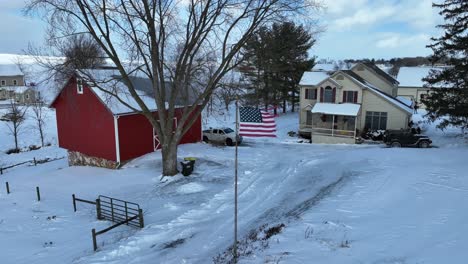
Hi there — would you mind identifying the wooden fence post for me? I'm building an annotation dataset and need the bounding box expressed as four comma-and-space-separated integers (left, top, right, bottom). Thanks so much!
96, 199, 102, 220
138, 209, 144, 228
72, 194, 77, 212
92, 228, 97, 251
36, 186, 41, 201
0, 167, 3, 175
6, 182, 10, 194
33, 158, 37, 166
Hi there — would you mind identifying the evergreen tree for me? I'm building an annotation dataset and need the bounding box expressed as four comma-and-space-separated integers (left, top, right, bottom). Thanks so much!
242, 22, 315, 113
422, 0, 468, 130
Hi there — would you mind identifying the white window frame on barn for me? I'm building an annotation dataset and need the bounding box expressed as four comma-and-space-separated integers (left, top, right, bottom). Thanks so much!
77, 79, 84, 94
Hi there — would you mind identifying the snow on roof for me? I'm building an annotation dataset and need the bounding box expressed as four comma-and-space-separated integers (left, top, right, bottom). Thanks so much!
299, 71, 329, 86
2, 86, 31, 93
0, 64, 23, 76
397, 96, 413, 107
311, 103, 360, 116
312, 63, 335, 72
397, 66, 445, 88
79, 69, 158, 115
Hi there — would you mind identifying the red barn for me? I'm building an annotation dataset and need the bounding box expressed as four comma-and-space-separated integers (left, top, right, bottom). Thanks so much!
50, 69, 202, 168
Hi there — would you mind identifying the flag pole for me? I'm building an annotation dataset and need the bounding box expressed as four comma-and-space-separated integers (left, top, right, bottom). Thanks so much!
233, 96, 239, 263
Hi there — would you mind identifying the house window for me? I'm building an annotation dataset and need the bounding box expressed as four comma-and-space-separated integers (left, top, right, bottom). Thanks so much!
26, 94, 29, 99
343, 91, 358, 103
336, 75, 344, 80
13, 80, 17, 85
420, 93, 428, 100
77, 79, 84, 94
357, 65, 364, 71
323, 86, 334, 103
305, 88, 317, 100
306, 111, 312, 125
0, 80, 5, 86
365, 111, 387, 130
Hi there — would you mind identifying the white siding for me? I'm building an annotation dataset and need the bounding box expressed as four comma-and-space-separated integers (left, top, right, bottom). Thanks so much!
352, 65, 396, 96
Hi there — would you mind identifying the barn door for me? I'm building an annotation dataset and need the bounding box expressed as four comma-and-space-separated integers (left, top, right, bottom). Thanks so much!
153, 118, 178, 151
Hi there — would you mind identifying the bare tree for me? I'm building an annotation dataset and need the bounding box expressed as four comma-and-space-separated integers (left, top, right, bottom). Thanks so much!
2, 100, 28, 151
31, 93, 47, 147
26, 0, 321, 175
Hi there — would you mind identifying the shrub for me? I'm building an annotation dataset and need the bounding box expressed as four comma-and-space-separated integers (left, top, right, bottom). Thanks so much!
6, 148, 20, 154
29, 145, 41, 151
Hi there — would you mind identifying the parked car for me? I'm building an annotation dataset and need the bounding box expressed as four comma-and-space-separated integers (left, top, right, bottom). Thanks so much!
383, 129, 432, 148
202, 128, 242, 146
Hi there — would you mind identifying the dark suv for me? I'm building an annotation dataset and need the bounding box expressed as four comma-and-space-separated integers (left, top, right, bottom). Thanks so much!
383, 129, 432, 148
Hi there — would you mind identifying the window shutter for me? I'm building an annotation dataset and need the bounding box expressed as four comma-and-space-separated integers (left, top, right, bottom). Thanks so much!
332, 88, 336, 103
354, 91, 358, 103
342, 91, 346, 103
320, 87, 324, 102
304, 89, 308, 99
314, 89, 317, 99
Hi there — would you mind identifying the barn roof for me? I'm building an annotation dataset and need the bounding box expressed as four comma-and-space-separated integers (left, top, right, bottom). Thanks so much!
51, 68, 198, 115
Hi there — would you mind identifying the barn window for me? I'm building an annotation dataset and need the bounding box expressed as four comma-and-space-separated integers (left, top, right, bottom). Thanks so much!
77, 79, 84, 94
336, 75, 344, 80
13, 80, 17, 85
357, 65, 364, 71
0, 80, 5, 86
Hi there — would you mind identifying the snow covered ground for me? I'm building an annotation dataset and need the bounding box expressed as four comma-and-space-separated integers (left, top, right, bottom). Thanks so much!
1, 106, 468, 264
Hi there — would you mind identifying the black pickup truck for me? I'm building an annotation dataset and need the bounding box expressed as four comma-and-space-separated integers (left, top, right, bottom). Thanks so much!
383, 129, 432, 148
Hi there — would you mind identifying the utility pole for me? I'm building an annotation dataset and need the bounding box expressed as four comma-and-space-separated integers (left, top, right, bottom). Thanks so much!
233, 97, 239, 263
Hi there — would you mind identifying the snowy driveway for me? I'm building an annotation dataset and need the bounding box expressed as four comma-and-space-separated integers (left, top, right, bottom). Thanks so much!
1, 141, 468, 264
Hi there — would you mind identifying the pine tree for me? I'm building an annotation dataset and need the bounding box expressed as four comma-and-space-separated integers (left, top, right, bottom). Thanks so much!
422, 0, 468, 130
242, 22, 315, 113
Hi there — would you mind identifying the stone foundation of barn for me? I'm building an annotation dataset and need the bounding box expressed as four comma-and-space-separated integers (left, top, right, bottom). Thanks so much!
68, 151, 118, 169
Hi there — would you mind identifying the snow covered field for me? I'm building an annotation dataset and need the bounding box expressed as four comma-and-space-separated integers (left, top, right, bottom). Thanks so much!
1, 106, 468, 264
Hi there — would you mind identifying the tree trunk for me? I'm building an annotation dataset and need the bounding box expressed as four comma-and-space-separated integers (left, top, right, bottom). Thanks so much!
40, 128, 44, 147
161, 142, 179, 176
291, 88, 295, 112
282, 98, 286, 113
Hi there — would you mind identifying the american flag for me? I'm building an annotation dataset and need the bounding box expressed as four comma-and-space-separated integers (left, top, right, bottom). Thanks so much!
239, 107, 277, 137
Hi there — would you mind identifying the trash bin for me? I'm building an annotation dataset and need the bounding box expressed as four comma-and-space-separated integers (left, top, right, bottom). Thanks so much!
180, 157, 196, 176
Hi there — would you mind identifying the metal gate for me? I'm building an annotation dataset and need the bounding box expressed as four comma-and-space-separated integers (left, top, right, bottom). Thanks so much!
97, 195, 143, 228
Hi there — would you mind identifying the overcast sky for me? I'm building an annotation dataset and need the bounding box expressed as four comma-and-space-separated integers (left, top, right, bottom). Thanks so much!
0, 0, 442, 60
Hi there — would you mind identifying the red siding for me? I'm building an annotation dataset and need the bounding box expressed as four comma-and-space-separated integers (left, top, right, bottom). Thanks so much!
117, 106, 202, 162
53, 75, 202, 163
176, 106, 202, 145
117, 113, 154, 161
52, 77, 116, 161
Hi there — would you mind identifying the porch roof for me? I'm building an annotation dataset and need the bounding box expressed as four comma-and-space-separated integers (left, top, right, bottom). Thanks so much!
311, 103, 360, 116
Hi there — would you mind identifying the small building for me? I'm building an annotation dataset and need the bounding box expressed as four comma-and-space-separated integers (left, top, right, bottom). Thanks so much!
50, 69, 202, 168
299, 62, 412, 144
0, 64, 38, 104
397, 66, 446, 109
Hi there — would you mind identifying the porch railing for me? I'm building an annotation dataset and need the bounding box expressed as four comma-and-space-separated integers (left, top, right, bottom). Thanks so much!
312, 128, 355, 138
